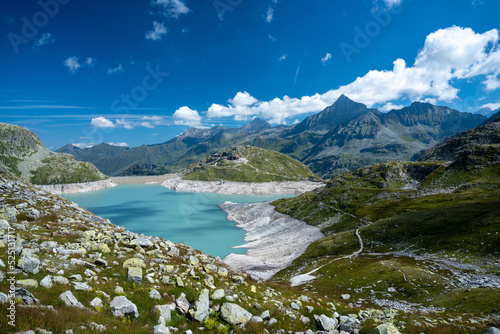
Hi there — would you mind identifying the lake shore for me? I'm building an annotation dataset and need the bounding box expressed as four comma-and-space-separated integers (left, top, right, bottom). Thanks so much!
37, 178, 117, 195
161, 177, 324, 195
220, 202, 324, 280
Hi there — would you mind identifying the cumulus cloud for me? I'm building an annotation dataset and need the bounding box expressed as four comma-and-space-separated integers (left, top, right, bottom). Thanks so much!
154, 0, 189, 18
91, 116, 115, 128
107, 64, 124, 75
278, 55, 287, 62
189, 27, 500, 124
333, 26, 500, 106
173, 106, 203, 126
86, 58, 96, 66
146, 21, 168, 40
108, 142, 129, 147
265, 8, 274, 23
34, 32, 55, 48
480, 102, 500, 111
321, 52, 332, 64
207, 91, 329, 124
64, 57, 81, 73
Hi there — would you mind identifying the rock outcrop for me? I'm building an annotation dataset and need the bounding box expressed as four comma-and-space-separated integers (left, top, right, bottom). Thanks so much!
162, 177, 323, 195
0, 122, 106, 185
221, 202, 324, 279
37, 179, 117, 194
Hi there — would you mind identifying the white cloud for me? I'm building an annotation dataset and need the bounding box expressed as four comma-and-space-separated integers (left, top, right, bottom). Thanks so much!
372, 0, 403, 11
321, 52, 332, 63
64, 56, 96, 73
265, 7, 274, 23
91, 117, 115, 128
142, 116, 163, 122
173, 106, 203, 126
278, 55, 287, 62
154, 0, 189, 18
480, 102, 500, 111
140, 121, 155, 128
146, 21, 168, 41
207, 91, 328, 124
64, 57, 81, 73
186, 26, 500, 125
72, 142, 94, 149
107, 64, 124, 75
115, 119, 134, 129
379, 102, 404, 112
34, 32, 55, 48
108, 142, 129, 147
90, 116, 167, 129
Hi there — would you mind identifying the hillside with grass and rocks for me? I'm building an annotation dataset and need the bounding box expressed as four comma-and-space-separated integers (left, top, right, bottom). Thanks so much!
0, 123, 106, 185
0, 171, 451, 334
269, 118, 500, 331
181, 145, 318, 183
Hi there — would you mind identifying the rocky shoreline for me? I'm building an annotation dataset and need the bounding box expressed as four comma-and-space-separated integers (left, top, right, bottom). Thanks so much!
36, 178, 117, 195
220, 202, 324, 280
161, 177, 324, 195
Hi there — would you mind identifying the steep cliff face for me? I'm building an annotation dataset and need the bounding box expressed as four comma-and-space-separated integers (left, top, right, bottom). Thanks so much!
0, 123, 106, 185
419, 116, 500, 164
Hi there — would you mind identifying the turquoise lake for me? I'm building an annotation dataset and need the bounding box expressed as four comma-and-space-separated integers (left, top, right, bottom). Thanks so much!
62, 184, 291, 259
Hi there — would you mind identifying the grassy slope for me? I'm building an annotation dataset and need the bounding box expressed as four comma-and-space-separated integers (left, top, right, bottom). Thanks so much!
272, 160, 500, 318
0, 171, 381, 334
182, 145, 318, 182
30, 154, 106, 185
0, 123, 106, 185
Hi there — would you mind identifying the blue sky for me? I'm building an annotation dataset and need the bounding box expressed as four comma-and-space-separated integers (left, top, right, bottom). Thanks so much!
1, 0, 499, 149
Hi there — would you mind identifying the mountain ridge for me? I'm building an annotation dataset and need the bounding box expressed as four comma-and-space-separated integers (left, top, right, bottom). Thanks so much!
56, 97, 487, 177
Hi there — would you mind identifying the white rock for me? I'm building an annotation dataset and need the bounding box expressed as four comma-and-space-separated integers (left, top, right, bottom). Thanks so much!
211, 289, 225, 300
150, 289, 161, 300
153, 324, 170, 334
59, 291, 85, 308
73, 282, 92, 291
90, 297, 103, 311
110, 296, 139, 319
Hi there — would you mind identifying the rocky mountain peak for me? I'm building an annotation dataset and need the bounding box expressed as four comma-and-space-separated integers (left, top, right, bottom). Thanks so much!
291, 95, 376, 133
241, 117, 272, 133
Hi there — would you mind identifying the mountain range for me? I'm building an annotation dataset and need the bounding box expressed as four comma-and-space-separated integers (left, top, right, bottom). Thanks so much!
271, 114, 500, 315
57, 95, 488, 178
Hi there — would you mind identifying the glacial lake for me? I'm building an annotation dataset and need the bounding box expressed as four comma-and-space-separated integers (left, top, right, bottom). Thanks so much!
62, 184, 292, 259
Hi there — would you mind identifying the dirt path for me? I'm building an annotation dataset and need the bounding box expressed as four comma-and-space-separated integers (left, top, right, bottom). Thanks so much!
290, 204, 373, 286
